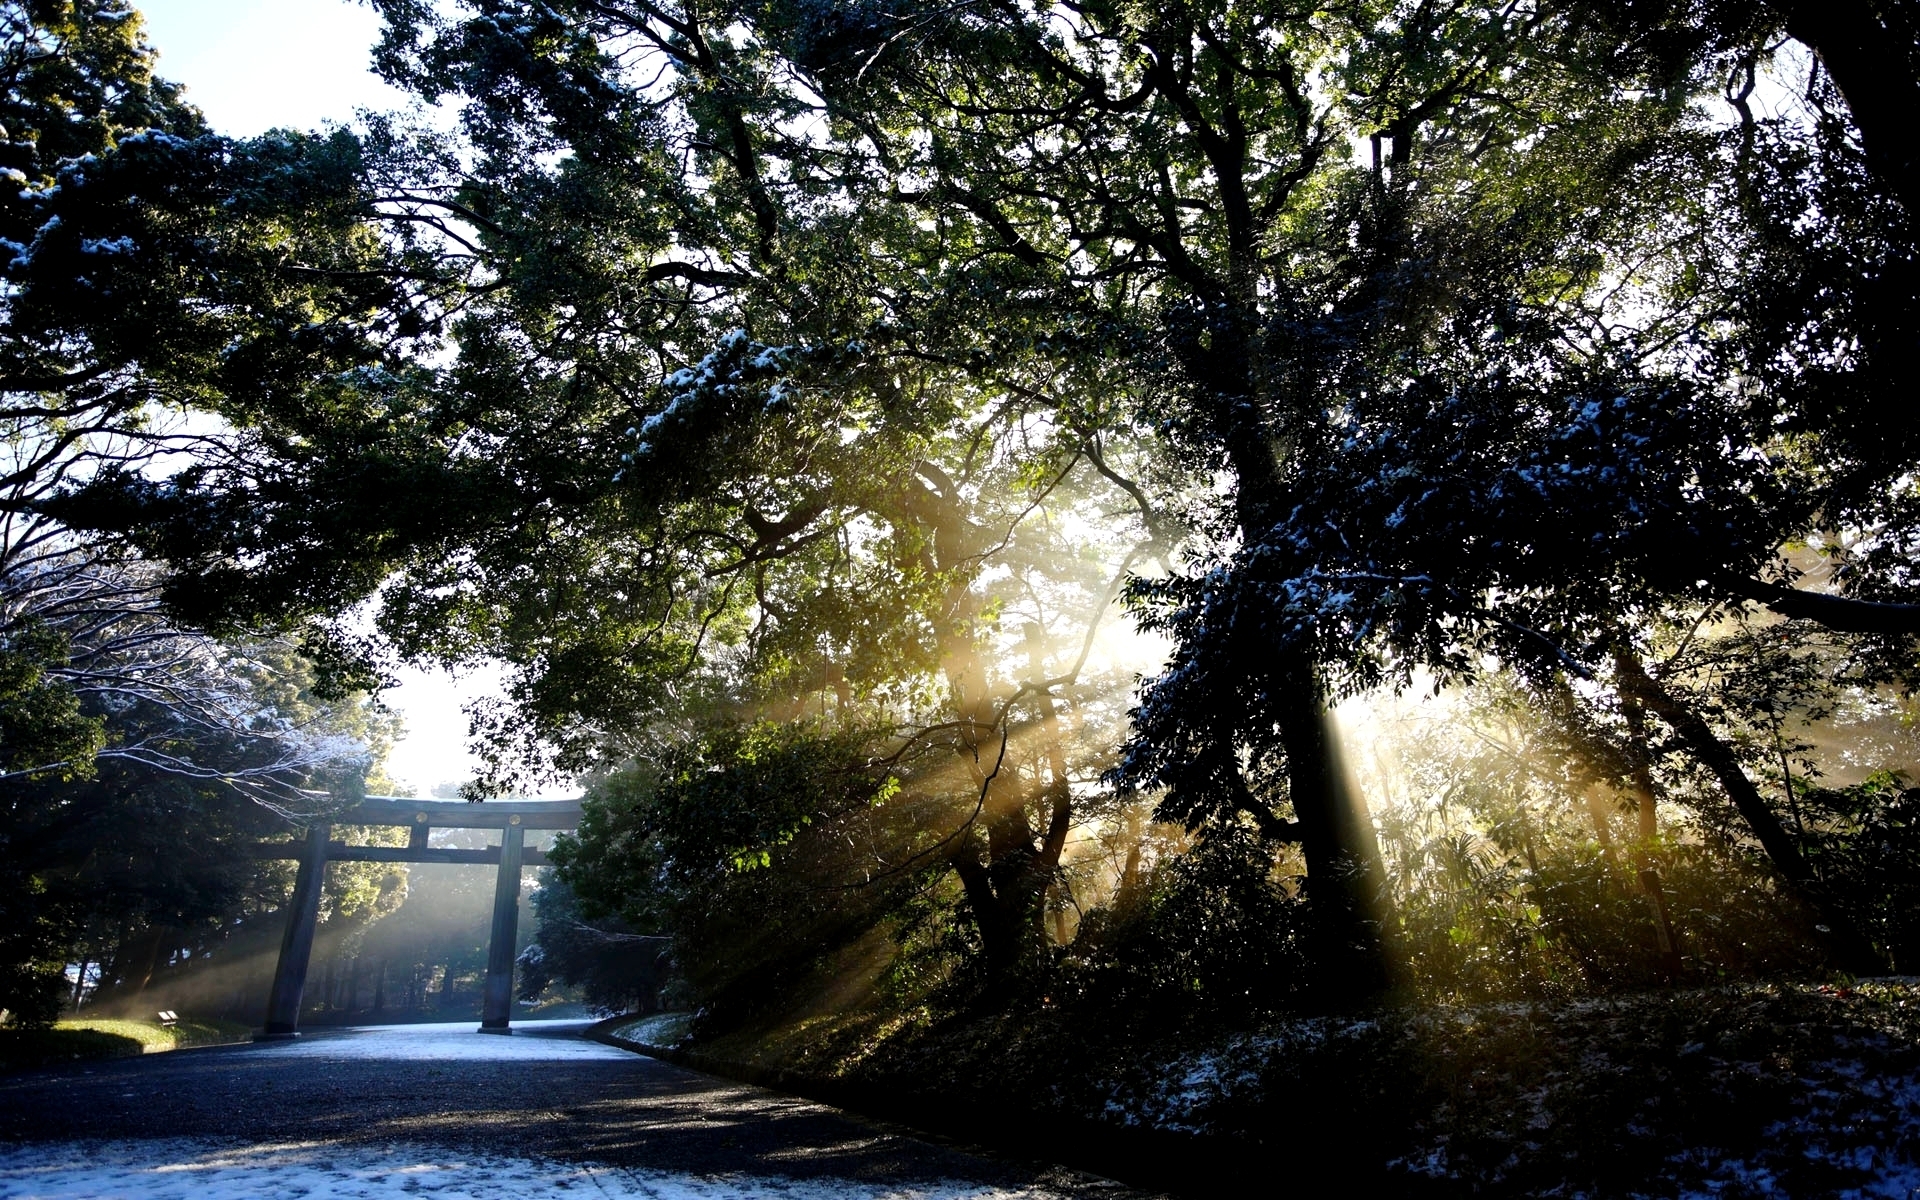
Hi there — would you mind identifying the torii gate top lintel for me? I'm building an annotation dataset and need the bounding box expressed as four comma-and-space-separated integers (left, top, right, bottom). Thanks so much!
337, 795, 586, 831
255, 795, 584, 1042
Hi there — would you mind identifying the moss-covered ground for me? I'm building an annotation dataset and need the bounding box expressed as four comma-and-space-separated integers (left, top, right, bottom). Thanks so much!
0, 1017, 252, 1073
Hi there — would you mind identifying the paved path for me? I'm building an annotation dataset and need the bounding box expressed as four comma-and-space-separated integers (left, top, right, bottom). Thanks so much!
0, 1020, 1146, 1198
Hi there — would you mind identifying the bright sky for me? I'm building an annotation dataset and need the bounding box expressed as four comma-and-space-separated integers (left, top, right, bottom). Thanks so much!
375, 661, 522, 799
136, 1, 412, 136
133, 2, 532, 798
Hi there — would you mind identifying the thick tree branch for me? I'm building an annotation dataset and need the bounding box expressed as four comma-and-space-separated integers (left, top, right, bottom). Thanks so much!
1722, 575, 1920, 635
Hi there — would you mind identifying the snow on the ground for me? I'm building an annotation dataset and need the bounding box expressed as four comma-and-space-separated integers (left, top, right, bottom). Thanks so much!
1670, 1056, 1920, 1199
614, 1011, 694, 1048
0, 1140, 1056, 1199
256, 1019, 635, 1062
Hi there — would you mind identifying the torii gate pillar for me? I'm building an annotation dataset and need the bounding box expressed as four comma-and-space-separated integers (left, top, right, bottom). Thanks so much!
258, 821, 330, 1040
479, 822, 526, 1033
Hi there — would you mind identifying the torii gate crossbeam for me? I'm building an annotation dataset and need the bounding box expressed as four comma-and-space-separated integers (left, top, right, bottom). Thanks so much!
249, 796, 583, 1039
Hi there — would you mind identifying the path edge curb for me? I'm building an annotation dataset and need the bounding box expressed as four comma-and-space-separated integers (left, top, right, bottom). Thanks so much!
580, 1013, 1252, 1198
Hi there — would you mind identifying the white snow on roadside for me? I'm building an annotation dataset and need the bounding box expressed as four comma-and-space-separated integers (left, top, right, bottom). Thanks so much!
255, 1019, 634, 1062
1097, 1021, 1359, 1133
613, 1011, 694, 1048
0, 1140, 1056, 1199
1671, 1058, 1920, 1199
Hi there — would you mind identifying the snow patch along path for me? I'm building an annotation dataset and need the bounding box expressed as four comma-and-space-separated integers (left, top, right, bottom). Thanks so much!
255, 1018, 636, 1062
0, 1139, 1057, 1199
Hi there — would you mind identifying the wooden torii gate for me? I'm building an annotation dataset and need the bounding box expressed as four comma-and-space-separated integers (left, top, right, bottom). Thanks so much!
251, 796, 583, 1039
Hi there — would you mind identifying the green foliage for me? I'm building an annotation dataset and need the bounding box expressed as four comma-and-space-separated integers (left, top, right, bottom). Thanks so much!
0, 1015, 248, 1068
0, 624, 103, 779
0, 1, 198, 182
518, 875, 672, 1016
551, 721, 928, 1025
52, 1015, 244, 1052
1364, 678, 1799, 999
1054, 825, 1313, 1027
1, 1, 419, 480
0, 1023, 140, 1068
1388, 835, 1817, 1002
560, 721, 897, 904
1784, 773, 1920, 971
0, 877, 67, 1027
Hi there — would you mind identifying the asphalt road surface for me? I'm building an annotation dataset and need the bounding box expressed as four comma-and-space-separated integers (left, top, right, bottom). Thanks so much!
0, 1020, 1149, 1198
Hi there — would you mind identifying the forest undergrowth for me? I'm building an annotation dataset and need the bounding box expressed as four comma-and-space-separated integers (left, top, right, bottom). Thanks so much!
589, 754, 1920, 1197
618, 977, 1920, 1197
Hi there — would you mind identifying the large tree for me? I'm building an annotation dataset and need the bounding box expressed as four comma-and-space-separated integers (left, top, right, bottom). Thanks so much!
54, 0, 1920, 1001
0, 1, 430, 1022
58, 0, 1175, 988
1089, 6, 1920, 968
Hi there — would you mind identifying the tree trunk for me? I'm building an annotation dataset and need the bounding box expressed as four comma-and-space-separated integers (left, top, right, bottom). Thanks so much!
1272, 655, 1392, 1003
121, 926, 165, 998
99, 925, 130, 995
1115, 807, 1145, 913
1024, 623, 1076, 940
898, 473, 1079, 988
943, 626, 1079, 985
1214, 313, 1392, 1002
372, 959, 387, 1013
1613, 653, 1683, 974
1778, 0, 1920, 216
1581, 786, 1619, 862
1612, 646, 1884, 974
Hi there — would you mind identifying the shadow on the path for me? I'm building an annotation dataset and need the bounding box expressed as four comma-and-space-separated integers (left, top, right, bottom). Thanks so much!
0, 1023, 1096, 1193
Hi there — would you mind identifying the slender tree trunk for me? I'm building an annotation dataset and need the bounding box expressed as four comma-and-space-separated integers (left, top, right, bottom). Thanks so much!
1613, 652, 1683, 973
99, 923, 132, 996
372, 959, 387, 1013
1116, 809, 1145, 913
1612, 647, 1884, 973
123, 926, 165, 997
1582, 786, 1619, 863
1271, 647, 1391, 1002
1024, 623, 1076, 936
